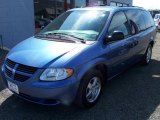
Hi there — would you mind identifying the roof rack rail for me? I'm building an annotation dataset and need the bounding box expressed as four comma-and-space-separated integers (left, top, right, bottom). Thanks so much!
87, 4, 108, 7
118, 6, 143, 8
131, 6, 143, 8
99, 4, 107, 6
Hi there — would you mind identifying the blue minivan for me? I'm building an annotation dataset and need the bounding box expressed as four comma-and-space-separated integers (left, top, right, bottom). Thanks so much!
1, 6, 157, 108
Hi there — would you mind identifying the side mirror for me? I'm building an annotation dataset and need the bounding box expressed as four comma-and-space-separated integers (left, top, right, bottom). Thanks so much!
107, 31, 125, 42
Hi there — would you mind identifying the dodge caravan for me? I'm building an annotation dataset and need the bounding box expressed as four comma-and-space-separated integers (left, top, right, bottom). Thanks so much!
1, 6, 156, 108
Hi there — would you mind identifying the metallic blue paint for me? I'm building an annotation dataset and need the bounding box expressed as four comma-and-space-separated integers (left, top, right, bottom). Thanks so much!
1, 6, 157, 106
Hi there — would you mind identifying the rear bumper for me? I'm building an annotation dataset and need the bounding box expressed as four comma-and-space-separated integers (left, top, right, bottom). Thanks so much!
1, 65, 79, 106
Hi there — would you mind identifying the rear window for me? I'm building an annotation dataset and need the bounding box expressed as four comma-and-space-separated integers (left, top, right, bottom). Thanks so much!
142, 11, 154, 29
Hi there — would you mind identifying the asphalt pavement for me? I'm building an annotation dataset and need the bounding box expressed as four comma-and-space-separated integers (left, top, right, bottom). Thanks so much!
0, 34, 160, 120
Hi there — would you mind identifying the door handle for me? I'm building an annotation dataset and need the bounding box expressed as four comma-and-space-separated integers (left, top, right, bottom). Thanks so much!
133, 38, 138, 41
120, 43, 125, 47
118, 49, 127, 55
134, 41, 139, 45
128, 41, 138, 48
128, 44, 134, 48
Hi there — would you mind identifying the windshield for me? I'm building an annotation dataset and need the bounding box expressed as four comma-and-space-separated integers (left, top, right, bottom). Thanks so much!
38, 10, 109, 41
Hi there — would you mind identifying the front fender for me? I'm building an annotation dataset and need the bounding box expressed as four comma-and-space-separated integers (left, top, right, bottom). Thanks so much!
74, 57, 107, 84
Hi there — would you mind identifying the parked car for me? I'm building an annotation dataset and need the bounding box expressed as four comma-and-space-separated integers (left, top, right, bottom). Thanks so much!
1, 6, 156, 108
154, 14, 160, 29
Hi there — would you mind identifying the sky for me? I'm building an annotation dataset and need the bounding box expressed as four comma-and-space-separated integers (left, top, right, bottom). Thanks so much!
133, 0, 160, 10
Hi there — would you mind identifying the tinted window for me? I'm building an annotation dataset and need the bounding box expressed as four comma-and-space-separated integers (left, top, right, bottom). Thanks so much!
142, 11, 154, 28
126, 10, 146, 33
129, 20, 137, 35
108, 12, 130, 38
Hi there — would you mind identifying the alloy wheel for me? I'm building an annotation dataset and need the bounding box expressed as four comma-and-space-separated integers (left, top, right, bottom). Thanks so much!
86, 77, 101, 103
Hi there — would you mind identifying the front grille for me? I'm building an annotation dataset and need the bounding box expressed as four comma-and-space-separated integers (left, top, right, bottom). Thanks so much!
4, 66, 12, 78
14, 73, 30, 82
5, 59, 16, 68
17, 64, 37, 74
4, 59, 38, 82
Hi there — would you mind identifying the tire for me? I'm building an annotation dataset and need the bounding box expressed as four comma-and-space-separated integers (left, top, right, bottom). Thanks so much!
75, 69, 104, 108
142, 44, 152, 65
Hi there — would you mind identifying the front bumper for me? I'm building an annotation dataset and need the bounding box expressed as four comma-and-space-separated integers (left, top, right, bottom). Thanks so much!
1, 65, 78, 106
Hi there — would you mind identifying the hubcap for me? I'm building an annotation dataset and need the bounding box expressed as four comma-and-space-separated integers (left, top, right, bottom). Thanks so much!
146, 47, 152, 63
86, 77, 101, 103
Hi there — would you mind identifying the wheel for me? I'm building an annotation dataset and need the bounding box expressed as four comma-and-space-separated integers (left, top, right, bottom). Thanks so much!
75, 69, 104, 108
142, 44, 152, 65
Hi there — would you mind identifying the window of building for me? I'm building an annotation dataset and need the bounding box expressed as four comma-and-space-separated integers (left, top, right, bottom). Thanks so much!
34, 0, 67, 33
123, 4, 128, 6
110, 2, 117, 6
87, 0, 104, 6
108, 12, 130, 38
117, 3, 123, 6
97, 0, 104, 5
75, 0, 86, 7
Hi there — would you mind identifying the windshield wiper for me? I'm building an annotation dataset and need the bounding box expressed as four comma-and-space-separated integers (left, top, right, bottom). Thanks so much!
47, 33, 86, 43
35, 34, 76, 43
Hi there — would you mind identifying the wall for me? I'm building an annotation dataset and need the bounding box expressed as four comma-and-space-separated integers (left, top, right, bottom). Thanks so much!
0, 0, 35, 50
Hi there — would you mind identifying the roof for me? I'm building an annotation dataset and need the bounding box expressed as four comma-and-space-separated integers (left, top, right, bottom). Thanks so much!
69, 6, 145, 12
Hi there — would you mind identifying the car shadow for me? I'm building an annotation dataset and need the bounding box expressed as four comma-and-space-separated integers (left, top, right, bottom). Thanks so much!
0, 59, 160, 120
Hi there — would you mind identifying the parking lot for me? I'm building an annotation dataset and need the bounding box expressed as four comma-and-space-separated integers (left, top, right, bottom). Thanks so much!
0, 33, 160, 120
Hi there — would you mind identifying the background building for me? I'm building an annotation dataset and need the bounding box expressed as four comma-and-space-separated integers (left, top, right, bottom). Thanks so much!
0, 0, 132, 50
88, 0, 132, 6
149, 10, 160, 18
0, 0, 35, 50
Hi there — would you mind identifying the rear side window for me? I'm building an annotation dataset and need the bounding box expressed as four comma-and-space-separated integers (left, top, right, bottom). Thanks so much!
108, 12, 130, 38
126, 10, 146, 33
142, 11, 154, 28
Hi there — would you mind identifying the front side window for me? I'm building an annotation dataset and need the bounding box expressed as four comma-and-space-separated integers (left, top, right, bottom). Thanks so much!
38, 10, 109, 41
108, 12, 130, 38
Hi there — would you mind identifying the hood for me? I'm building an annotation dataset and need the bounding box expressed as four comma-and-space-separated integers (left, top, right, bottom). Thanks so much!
7, 37, 89, 68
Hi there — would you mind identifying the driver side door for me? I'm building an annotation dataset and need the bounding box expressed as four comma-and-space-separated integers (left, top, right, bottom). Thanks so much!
105, 11, 134, 77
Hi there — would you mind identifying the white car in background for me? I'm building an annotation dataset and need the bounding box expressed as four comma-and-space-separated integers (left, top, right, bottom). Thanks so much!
154, 14, 160, 30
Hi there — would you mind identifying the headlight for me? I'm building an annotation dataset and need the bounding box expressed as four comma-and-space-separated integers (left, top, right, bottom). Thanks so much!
40, 68, 73, 81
